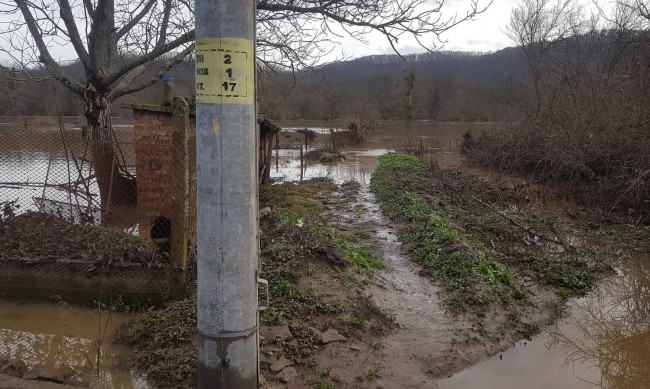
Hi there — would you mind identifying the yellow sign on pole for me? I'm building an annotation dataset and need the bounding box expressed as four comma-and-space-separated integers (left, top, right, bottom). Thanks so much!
195, 38, 254, 105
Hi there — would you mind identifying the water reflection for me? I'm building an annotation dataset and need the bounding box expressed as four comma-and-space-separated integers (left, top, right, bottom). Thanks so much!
0, 299, 147, 388
271, 148, 385, 184
548, 260, 650, 389
0, 121, 136, 228
437, 258, 650, 389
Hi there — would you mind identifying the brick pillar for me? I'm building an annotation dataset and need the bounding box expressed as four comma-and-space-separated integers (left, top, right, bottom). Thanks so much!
170, 97, 190, 269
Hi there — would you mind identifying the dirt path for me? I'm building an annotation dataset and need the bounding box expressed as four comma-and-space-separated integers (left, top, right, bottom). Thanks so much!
323, 181, 476, 387
352, 184, 450, 387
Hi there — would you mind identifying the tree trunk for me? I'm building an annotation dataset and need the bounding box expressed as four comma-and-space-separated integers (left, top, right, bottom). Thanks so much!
84, 92, 136, 213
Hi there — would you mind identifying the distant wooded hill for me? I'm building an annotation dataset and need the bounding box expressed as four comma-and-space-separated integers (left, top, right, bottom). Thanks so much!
257, 48, 528, 121
0, 47, 528, 121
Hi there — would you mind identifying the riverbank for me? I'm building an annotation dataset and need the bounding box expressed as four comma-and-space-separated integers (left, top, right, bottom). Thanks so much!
368, 153, 647, 383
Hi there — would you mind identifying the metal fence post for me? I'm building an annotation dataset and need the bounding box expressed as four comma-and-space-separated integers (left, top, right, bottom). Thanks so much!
195, 0, 259, 387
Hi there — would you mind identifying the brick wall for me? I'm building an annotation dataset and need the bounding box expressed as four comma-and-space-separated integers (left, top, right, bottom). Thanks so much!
134, 108, 196, 239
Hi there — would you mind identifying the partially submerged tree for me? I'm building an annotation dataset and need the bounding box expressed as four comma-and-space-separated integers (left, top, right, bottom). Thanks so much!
1, 0, 490, 207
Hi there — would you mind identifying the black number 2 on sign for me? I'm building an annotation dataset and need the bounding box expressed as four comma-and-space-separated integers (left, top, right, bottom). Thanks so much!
195, 38, 254, 104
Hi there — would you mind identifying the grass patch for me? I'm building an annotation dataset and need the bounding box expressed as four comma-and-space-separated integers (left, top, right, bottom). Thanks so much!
122, 296, 197, 389
259, 178, 336, 220
366, 367, 380, 379
312, 223, 385, 276
349, 313, 366, 328
371, 154, 527, 314
261, 284, 346, 326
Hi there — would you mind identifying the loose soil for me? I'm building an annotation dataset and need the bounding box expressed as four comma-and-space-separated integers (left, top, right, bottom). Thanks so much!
0, 212, 166, 265
121, 179, 393, 388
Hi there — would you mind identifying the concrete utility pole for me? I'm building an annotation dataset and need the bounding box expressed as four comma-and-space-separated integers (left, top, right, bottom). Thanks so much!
195, 0, 259, 387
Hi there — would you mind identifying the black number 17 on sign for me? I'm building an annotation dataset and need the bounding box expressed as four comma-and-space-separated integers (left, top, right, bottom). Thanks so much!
222, 82, 236, 92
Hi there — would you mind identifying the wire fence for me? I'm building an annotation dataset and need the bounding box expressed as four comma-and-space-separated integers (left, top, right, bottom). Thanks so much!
0, 114, 184, 388
0, 115, 186, 306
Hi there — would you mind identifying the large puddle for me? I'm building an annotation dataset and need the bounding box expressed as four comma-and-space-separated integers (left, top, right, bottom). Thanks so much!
0, 299, 146, 388
272, 120, 487, 184
438, 257, 650, 389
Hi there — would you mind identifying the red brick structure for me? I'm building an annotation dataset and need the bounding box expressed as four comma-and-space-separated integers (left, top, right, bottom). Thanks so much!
131, 105, 196, 233
127, 101, 277, 269
128, 102, 195, 267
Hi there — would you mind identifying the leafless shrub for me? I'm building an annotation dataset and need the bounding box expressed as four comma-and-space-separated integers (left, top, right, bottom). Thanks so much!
341, 101, 381, 144
464, 0, 650, 222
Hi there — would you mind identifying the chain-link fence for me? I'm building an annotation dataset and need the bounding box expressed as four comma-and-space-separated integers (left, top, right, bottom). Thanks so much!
0, 114, 188, 306
0, 109, 198, 388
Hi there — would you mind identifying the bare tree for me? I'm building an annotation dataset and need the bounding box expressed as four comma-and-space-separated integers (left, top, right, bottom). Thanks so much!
1, 0, 490, 207
505, 0, 584, 115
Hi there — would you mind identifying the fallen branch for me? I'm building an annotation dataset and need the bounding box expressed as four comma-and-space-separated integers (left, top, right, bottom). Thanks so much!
470, 195, 568, 248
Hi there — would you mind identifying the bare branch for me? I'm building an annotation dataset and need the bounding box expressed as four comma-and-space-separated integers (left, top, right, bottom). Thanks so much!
115, 0, 156, 40
106, 29, 194, 86
109, 44, 194, 99
58, 0, 93, 71
13, 0, 85, 95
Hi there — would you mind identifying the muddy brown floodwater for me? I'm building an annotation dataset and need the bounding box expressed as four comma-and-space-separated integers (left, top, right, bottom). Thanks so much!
0, 300, 147, 388
438, 256, 650, 389
276, 120, 650, 389
352, 184, 454, 388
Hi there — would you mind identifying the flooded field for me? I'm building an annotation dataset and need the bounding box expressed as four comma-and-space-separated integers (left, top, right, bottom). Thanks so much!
0, 299, 146, 388
0, 116, 135, 226
1, 117, 648, 388
271, 120, 489, 184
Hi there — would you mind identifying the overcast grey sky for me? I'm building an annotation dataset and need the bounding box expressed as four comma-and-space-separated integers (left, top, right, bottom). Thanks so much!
0, 0, 518, 65
332, 0, 519, 59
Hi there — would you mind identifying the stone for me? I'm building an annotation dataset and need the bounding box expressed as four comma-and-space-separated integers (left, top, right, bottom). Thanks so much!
321, 329, 346, 344
260, 353, 277, 365
269, 356, 293, 373
350, 344, 362, 351
308, 326, 323, 342
276, 366, 298, 383
262, 325, 293, 342
56, 365, 77, 380
261, 346, 282, 354
258, 375, 267, 387
0, 359, 27, 378
260, 207, 272, 218
23, 368, 64, 383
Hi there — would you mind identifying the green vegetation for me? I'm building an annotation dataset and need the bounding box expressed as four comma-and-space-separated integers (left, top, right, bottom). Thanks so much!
371, 153, 604, 316
310, 367, 337, 389
366, 367, 380, 379
312, 223, 385, 276
349, 313, 366, 328
371, 154, 526, 313
122, 296, 197, 388
124, 178, 385, 388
